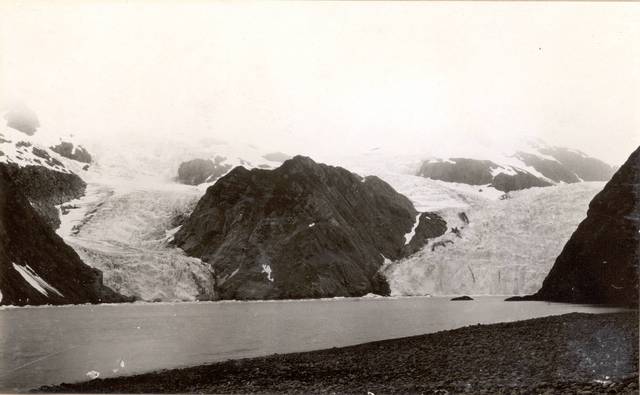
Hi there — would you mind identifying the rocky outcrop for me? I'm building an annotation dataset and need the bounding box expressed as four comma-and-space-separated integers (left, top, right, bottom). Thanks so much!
174, 156, 447, 300
451, 295, 474, 301
1, 163, 86, 229
491, 170, 552, 192
418, 158, 495, 185
417, 158, 552, 192
50, 141, 92, 164
0, 164, 130, 306
515, 151, 580, 183
176, 157, 232, 185
511, 147, 639, 305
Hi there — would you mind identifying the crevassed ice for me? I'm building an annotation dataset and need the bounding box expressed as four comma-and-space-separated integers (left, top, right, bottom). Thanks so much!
59, 184, 214, 302
385, 182, 604, 296
12, 263, 64, 297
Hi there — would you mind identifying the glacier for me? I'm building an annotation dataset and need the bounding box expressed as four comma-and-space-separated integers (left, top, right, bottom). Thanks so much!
383, 182, 604, 296
57, 181, 215, 302
51, 138, 607, 301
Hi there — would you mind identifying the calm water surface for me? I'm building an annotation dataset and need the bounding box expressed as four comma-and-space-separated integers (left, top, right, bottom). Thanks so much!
0, 296, 626, 392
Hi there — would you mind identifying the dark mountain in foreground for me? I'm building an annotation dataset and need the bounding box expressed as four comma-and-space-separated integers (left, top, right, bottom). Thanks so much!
0, 164, 129, 306
174, 156, 447, 299
510, 147, 639, 305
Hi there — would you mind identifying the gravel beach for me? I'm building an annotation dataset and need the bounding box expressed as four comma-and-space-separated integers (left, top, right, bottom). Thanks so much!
39, 311, 639, 394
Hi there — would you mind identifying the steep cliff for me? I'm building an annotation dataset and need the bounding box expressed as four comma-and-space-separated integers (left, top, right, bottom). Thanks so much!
0, 164, 129, 306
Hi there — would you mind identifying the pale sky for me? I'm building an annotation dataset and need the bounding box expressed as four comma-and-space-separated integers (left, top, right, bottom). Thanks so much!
1, 1, 638, 165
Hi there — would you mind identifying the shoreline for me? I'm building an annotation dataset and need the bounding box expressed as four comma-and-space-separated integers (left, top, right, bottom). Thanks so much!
3, 293, 632, 310
39, 311, 638, 394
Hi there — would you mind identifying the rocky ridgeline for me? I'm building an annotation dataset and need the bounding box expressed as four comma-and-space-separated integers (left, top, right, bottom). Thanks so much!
0, 164, 129, 306
175, 152, 291, 186
174, 156, 447, 299
176, 157, 232, 185
418, 146, 614, 192
526, 146, 639, 305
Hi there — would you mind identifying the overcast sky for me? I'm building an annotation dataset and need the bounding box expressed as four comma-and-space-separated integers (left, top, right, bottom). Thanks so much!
1, 1, 638, 165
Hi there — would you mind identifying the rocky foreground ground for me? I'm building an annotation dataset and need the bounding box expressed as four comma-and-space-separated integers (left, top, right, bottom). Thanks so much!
39, 311, 638, 394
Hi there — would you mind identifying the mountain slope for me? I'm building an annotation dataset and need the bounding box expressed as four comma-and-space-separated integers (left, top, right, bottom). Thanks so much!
529, 146, 639, 305
174, 156, 447, 299
0, 124, 90, 228
416, 142, 614, 192
0, 164, 129, 306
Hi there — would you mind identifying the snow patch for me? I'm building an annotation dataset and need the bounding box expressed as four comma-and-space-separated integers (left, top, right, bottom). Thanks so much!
12, 263, 64, 298
85, 370, 100, 380
308, 222, 315, 228
490, 165, 517, 177
404, 213, 421, 245
228, 267, 240, 279
261, 264, 274, 282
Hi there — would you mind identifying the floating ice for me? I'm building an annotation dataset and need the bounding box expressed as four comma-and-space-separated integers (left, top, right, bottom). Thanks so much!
85, 370, 100, 379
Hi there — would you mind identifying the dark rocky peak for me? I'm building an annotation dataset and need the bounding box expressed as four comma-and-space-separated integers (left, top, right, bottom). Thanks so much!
174, 156, 447, 300
4, 104, 40, 136
176, 157, 232, 185
50, 141, 92, 164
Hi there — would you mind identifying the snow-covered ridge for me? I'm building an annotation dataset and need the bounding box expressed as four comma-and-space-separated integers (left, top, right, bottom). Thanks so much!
0, 124, 92, 175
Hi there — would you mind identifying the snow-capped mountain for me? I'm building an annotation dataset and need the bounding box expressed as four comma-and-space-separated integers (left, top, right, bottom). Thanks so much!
0, 123, 91, 175
415, 139, 614, 192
